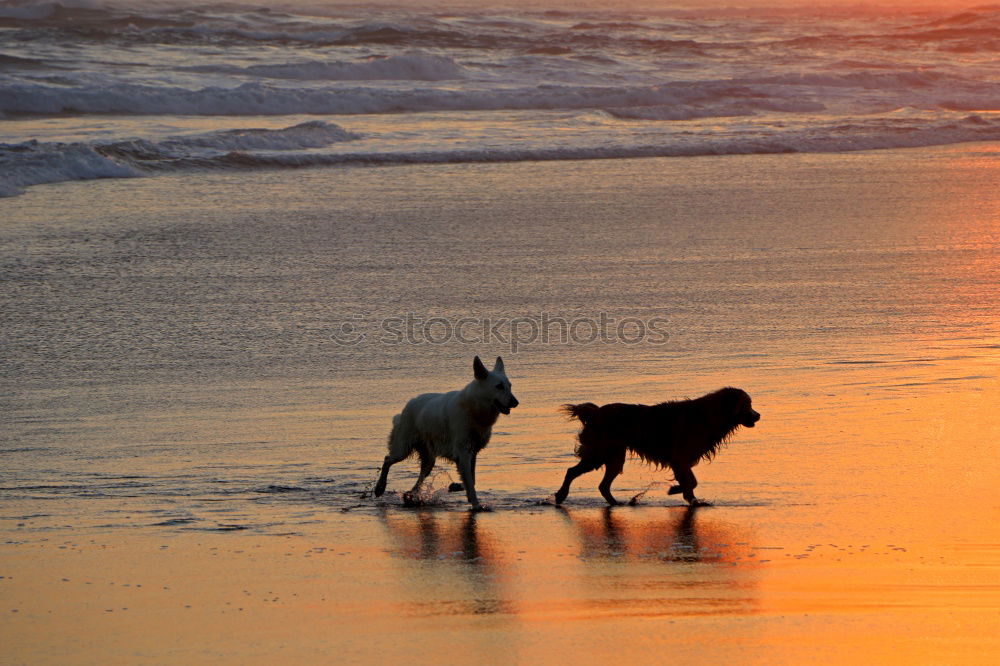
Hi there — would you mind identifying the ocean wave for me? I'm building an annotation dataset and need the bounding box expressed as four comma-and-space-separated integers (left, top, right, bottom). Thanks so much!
774, 7, 1000, 53
744, 70, 953, 89
179, 51, 467, 82
604, 98, 826, 121
2, 2, 999, 200
0, 4, 506, 49
0, 140, 140, 197
142, 21, 501, 50
0, 52, 54, 69
3, 2, 998, 55
7, 69, 997, 118
0, 0, 76, 21
0, 80, 704, 116
0, 120, 358, 197
918, 6, 1000, 29
0, 2, 713, 55
4, 114, 998, 199
99, 120, 358, 160
0, 0, 196, 28
570, 21, 649, 31
203, 115, 1000, 168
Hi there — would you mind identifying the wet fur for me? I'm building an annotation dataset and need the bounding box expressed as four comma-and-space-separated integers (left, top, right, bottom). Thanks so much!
554, 388, 759, 506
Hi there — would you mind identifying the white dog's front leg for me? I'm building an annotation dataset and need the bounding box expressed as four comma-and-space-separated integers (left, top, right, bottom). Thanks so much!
457, 452, 486, 510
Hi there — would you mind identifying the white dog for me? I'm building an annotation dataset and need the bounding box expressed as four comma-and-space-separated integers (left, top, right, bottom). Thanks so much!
373, 356, 518, 510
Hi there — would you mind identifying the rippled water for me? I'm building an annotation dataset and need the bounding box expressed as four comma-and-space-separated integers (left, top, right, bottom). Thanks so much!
2, 144, 998, 528
2, 139, 999, 661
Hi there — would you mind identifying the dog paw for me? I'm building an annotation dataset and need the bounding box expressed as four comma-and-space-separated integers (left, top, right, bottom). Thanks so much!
470, 503, 492, 512
667, 485, 682, 495
688, 498, 713, 507
448, 482, 464, 492
402, 491, 423, 507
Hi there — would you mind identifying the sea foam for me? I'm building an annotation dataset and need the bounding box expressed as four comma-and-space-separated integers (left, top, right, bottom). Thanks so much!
0, 121, 359, 197
4, 115, 997, 199
2, 2, 999, 198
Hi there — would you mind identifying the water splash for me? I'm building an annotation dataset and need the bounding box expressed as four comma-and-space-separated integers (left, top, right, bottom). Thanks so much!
628, 480, 669, 506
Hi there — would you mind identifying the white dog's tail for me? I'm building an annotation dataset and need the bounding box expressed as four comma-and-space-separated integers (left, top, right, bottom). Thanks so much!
386, 413, 414, 460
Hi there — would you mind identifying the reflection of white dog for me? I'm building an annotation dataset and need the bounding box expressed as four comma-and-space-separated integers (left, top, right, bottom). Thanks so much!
373, 356, 519, 510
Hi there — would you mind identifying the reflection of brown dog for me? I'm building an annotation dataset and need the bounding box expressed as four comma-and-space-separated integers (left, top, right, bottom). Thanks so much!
554, 388, 760, 506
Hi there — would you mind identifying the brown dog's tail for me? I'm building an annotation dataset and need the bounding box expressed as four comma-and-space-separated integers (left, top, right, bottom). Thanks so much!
562, 402, 600, 425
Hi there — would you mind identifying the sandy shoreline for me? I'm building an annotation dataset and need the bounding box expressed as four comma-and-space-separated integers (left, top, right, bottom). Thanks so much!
3, 499, 997, 663
3, 145, 1000, 663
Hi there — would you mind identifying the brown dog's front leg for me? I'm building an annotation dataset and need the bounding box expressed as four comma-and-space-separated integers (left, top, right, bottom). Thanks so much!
672, 466, 711, 506
554, 459, 600, 504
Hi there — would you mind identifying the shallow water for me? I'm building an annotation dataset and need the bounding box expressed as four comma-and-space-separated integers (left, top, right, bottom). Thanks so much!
2, 146, 999, 661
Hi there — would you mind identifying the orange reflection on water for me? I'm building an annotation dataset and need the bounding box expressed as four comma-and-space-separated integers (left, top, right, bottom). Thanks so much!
377, 503, 763, 625
558, 505, 756, 566
379, 508, 513, 617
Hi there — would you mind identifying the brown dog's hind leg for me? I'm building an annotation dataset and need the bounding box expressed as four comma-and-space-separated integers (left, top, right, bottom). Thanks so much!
598, 448, 626, 506
554, 458, 601, 504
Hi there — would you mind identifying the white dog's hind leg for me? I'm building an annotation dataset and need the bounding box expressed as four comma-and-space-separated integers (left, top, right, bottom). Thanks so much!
409, 447, 435, 495
374, 414, 411, 498
374, 453, 406, 498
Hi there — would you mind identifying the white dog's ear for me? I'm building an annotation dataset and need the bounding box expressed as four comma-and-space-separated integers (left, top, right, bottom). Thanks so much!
493, 356, 505, 374
473, 355, 489, 380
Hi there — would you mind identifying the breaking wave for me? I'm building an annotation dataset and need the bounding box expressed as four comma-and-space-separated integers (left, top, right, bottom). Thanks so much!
2, 1, 999, 198
4, 114, 998, 199
3, 70, 998, 118
0, 120, 358, 197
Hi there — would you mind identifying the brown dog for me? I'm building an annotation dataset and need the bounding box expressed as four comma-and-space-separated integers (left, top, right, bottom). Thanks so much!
554, 387, 759, 506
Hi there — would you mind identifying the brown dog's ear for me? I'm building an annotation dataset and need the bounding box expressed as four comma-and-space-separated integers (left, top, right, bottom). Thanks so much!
473, 356, 489, 380
493, 356, 505, 374
732, 390, 751, 415
722, 387, 747, 416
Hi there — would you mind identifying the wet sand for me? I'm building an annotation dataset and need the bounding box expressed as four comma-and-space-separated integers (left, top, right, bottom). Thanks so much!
4, 442, 998, 665
2, 145, 1000, 663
